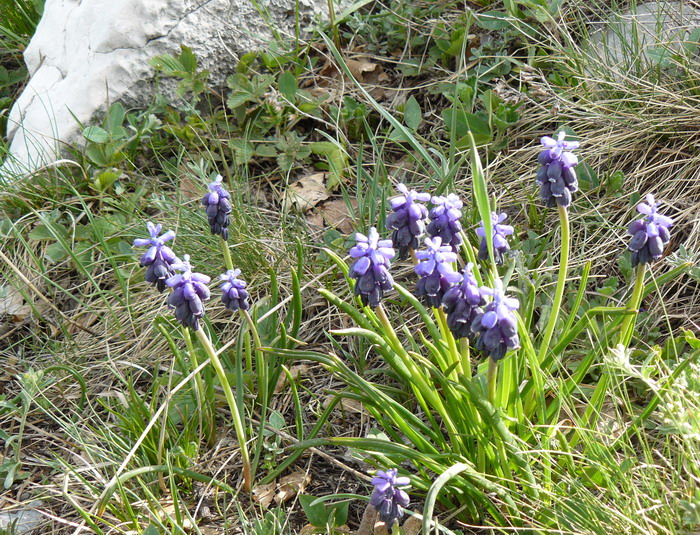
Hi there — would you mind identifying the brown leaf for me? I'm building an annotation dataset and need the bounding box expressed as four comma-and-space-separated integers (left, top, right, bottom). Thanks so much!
282, 173, 331, 213
318, 199, 357, 234
346, 59, 380, 82
0, 286, 31, 321
179, 176, 201, 201
274, 364, 309, 393
275, 470, 311, 504
403, 514, 422, 534
252, 482, 276, 509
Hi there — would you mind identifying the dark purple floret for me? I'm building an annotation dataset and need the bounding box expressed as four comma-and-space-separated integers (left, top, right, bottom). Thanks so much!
414, 237, 462, 308
477, 212, 514, 265
166, 255, 211, 331
201, 175, 233, 241
627, 193, 673, 267
369, 468, 410, 527
133, 222, 179, 292
442, 263, 485, 340
220, 268, 250, 312
349, 228, 395, 308
536, 132, 579, 209
426, 194, 463, 253
385, 183, 430, 260
471, 280, 520, 361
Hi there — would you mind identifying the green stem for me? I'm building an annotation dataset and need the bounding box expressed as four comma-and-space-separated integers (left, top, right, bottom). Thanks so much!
194, 328, 252, 492
618, 264, 646, 348
487, 358, 498, 406
183, 327, 215, 447
537, 205, 570, 363
221, 237, 234, 272
241, 308, 265, 483
460, 338, 471, 379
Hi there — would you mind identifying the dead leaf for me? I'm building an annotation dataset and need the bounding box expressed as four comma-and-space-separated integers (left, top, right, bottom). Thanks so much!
403, 514, 422, 534
0, 285, 31, 321
373, 522, 391, 535
274, 470, 310, 504
318, 199, 357, 234
323, 395, 367, 415
253, 482, 276, 509
346, 59, 379, 82
274, 364, 309, 393
282, 173, 331, 213
179, 175, 201, 201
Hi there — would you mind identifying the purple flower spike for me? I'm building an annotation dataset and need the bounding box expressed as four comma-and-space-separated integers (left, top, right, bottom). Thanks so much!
426, 194, 463, 253
220, 268, 250, 312
201, 175, 233, 241
385, 183, 430, 260
166, 255, 211, 331
133, 222, 179, 292
536, 131, 579, 209
442, 263, 486, 340
369, 468, 410, 527
471, 280, 520, 361
477, 212, 514, 265
414, 237, 462, 308
628, 193, 673, 267
349, 227, 395, 308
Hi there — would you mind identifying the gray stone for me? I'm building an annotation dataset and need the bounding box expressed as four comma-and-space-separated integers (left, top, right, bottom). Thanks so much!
1, 0, 332, 180
0, 501, 46, 534
588, 1, 700, 70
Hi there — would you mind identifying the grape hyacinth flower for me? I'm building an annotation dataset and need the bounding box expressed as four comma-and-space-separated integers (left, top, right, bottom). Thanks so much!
201, 175, 233, 241
166, 255, 211, 331
442, 263, 485, 339
471, 280, 520, 361
133, 222, 179, 292
349, 227, 395, 308
426, 193, 464, 253
477, 212, 514, 265
385, 183, 430, 260
414, 237, 462, 308
369, 468, 410, 527
536, 132, 579, 208
628, 193, 673, 267
220, 268, 250, 312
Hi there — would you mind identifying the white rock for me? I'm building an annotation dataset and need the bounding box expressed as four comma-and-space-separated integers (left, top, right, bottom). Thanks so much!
2, 0, 332, 180
588, 1, 700, 71
0, 501, 46, 534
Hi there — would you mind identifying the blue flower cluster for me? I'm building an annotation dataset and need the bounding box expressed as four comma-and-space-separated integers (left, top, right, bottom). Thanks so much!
536, 132, 579, 208
386, 183, 430, 260
477, 212, 514, 265
349, 228, 395, 308
628, 194, 673, 267
132, 174, 254, 330
369, 468, 410, 526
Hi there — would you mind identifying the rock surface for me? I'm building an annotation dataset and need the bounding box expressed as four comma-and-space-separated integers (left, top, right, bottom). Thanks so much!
588, 1, 700, 70
2, 0, 331, 179
0, 501, 46, 534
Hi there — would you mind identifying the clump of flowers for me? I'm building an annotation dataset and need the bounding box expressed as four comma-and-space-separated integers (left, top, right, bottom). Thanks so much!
627, 193, 673, 267
536, 132, 579, 208
369, 468, 410, 527
201, 175, 233, 241
414, 237, 462, 308
220, 268, 250, 312
426, 194, 463, 252
442, 263, 485, 339
349, 228, 395, 308
133, 222, 179, 292
471, 280, 520, 361
166, 255, 211, 331
385, 183, 430, 260
477, 212, 514, 265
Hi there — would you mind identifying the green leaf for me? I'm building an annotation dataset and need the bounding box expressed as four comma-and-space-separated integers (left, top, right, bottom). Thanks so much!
476, 11, 511, 30
143, 525, 160, 535
229, 139, 255, 165
92, 170, 119, 192
106, 103, 126, 133
85, 144, 109, 167
442, 109, 493, 146
607, 170, 624, 193
28, 224, 60, 241
278, 71, 298, 101
403, 96, 422, 130
45, 242, 69, 264
298, 494, 328, 527
309, 141, 347, 191
82, 126, 109, 143
179, 45, 198, 73
149, 54, 184, 74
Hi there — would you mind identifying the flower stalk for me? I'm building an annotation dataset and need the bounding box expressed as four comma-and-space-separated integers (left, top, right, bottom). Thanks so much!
194, 328, 252, 492
537, 204, 570, 363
